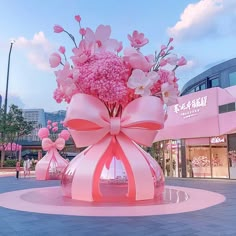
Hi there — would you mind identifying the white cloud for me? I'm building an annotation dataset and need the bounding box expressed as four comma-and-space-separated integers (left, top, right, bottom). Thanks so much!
0, 92, 25, 109
167, 0, 236, 41
15, 32, 54, 71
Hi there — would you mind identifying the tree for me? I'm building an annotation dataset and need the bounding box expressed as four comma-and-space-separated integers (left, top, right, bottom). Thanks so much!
0, 104, 34, 167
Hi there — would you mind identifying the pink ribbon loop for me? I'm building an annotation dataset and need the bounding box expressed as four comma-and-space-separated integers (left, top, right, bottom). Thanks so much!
65, 93, 165, 147
42, 137, 65, 151
63, 93, 165, 201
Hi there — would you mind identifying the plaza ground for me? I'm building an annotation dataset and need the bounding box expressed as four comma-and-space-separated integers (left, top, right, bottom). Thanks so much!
0, 174, 236, 235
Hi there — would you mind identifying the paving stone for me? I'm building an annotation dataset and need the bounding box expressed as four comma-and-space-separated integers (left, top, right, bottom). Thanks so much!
0, 177, 236, 235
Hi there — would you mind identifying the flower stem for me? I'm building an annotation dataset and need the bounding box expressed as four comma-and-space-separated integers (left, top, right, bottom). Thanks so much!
63, 30, 78, 48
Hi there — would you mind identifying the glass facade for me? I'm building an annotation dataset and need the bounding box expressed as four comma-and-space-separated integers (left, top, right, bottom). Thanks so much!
229, 71, 236, 86
228, 134, 236, 179
156, 134, 236, 179
180, 58, 236, 96
156, 140, 182, 177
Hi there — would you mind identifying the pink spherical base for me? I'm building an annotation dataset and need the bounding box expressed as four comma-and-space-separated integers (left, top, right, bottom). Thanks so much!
0, 186, 225, 217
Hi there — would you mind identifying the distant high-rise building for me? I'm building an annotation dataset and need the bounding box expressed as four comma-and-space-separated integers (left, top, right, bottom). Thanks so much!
21, 109, 46, 141
20, 109, 67, 142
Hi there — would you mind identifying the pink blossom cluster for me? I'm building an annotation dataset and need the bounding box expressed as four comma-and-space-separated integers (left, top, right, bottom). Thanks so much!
50, 15, 187, 115
192, 156, 210, 168
38, 120, 70, 141
212, 156, 223, 167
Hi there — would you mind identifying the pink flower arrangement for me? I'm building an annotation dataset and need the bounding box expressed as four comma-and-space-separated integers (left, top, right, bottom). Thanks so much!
50, 15, 187, 115
192, 156, 210, 168
38, 120, 70, 141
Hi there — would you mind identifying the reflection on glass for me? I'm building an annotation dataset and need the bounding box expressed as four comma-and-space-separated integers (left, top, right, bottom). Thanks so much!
187, 147, 211, 178
228, 134, 236, 179
211, 147, 229, 178
163, 140, 181, 178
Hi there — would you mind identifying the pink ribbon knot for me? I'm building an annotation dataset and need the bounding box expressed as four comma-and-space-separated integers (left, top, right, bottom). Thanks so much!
110, 117, 120, 135
42, 137, 65, 151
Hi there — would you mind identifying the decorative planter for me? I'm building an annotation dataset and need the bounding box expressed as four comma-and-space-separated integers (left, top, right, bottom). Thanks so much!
61, 93, 165, 202
35, 138, 68, 180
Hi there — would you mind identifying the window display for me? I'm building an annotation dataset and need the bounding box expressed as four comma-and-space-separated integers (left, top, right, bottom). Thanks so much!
187, 147, 211, 178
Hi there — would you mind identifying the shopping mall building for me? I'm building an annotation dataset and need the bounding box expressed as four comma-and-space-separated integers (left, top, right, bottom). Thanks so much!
154, 58, 236, 179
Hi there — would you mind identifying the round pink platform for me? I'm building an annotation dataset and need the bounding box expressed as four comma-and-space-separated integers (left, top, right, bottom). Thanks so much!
0, 185, 225, 216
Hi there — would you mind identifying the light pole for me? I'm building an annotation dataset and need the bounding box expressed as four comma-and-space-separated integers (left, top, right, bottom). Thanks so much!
1, 40, 15, 168
4, 40, 15, 116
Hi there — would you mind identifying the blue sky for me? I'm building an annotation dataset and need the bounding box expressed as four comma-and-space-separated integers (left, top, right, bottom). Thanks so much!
0, 0, 236, 112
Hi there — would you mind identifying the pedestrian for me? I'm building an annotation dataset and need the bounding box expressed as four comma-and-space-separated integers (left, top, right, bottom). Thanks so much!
23, 156, 31, 177
16, 160, 21, 179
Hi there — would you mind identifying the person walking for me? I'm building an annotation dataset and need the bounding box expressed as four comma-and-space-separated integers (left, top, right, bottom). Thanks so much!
16, 160, 21, 179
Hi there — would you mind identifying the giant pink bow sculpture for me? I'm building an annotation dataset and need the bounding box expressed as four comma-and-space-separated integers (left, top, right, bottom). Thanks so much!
36, 137, 68, 180
61, 93, 165, 202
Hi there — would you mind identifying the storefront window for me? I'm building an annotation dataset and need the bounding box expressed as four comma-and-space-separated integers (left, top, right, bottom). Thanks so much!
210, 135, 228, 178
187, 146, 211, 178
163, 140, 181, 177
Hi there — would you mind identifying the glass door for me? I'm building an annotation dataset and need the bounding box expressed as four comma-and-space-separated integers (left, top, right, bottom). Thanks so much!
228, 134, 236, 179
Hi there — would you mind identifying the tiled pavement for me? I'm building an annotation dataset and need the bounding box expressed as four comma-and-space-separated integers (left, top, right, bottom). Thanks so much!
0, 176, 236, 236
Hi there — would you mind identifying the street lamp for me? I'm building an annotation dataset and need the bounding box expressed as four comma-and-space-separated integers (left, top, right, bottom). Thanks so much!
1, 40, 15, 167
4, 39, 15, 116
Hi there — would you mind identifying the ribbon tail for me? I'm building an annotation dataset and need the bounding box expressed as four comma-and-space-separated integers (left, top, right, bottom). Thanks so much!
70, 136, 112, 201
116, 135, 155, 200
135, 144, 165, 191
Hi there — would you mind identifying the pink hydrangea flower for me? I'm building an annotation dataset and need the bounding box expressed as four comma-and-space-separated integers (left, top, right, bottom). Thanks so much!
128, 30, 149, 48
49, 52, 61, 68
72, 51, 130, 105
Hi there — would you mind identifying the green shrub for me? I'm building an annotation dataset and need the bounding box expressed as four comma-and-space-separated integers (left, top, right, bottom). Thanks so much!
4, 159, 17, 167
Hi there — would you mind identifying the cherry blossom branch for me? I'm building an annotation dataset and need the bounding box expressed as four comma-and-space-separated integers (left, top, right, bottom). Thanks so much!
63, 30, 78, 48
